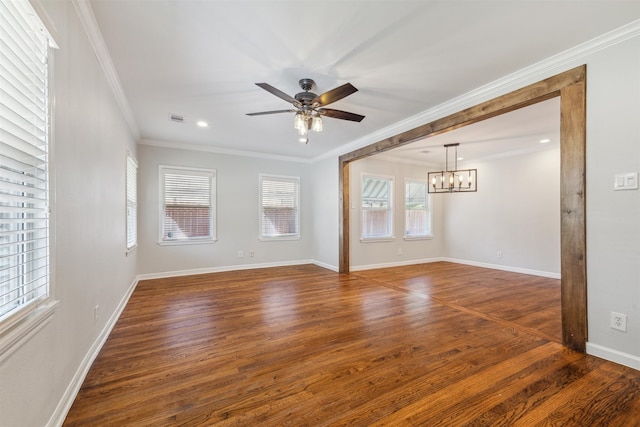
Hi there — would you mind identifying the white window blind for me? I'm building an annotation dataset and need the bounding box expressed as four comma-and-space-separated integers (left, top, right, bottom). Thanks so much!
259, 174, 300, 239
126, 154, 137, 249
405, 179, 431, 238
362, 175, 393, 239
0, 0, 51, 321
160, 166, 216, 242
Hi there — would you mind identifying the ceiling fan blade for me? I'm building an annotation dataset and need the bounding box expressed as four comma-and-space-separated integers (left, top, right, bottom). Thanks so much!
255, 83, 300, 106
246, 109, 296, 116
318, 108, 365, 122
312, 83, 358, 106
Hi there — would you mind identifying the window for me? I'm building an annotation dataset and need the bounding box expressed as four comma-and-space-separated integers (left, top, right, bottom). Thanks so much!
126, 154, 137, 250
0, 0, 54, 325
405, 179, 431, 238
259, 174, 300, 240
159, 166, 216, 244
362, 175, 393, 239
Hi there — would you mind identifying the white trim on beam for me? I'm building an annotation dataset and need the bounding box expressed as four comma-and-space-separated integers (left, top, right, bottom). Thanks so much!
71, 0, 141, 141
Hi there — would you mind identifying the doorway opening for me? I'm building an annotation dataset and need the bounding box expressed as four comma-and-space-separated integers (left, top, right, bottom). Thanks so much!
338, 66, 586, 352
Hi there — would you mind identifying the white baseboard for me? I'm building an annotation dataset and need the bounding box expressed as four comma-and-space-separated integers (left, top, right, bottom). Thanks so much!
349, 257, 560, 279
312, 260, 338, 272
136, 259, 316, 281
47, 276, 139, 427
350, 257, 444, 272
441, 258, 561, 279
587, 342, 640, 371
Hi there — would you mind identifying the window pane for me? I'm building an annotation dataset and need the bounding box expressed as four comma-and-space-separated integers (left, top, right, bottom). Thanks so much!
362, 210, 391, 237
126, 155, 137, 249
160, 167, 215, 241
362, 176, 393, 239
0, 0, 51, 320
260, 175, 299, 238
405, 180, 430, 237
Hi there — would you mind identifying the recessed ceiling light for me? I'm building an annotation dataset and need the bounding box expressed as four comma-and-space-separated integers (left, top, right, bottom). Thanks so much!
196, 121, 209, 128
457, 157, 464, 161
540, 138, 551, 143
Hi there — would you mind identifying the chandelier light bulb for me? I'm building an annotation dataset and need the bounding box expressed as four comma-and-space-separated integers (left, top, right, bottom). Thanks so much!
311, 116, 323, 132
294, 113, 305, 130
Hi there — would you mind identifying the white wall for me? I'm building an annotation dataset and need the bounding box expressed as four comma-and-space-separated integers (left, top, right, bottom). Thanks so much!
584, 36, 640, 362
443, 145, 561, 276
0, 1, 139, 426
137, 144, 313, 276
310, 156, 340, 270
346, 146, 560, 276
348, 156, 444, 269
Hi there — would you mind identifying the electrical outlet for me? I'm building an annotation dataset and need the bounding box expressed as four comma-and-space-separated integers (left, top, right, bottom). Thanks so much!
238, 250, 244, 258
397, 248, 402, 255
610, 311, 627, 332
249, 250, 255, 257
94, 305, 99, 324
497, 251, 503, 259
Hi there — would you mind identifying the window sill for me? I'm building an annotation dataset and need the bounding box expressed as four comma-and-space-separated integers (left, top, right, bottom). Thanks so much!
0, 299, 59, 363
157, 238, 218, 246
360, 237, 395, 243
126, 244, 137, 256
404, 235, 434, 241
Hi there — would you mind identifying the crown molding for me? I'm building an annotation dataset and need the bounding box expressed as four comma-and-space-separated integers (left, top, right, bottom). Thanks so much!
314, 19, 640, 163
139, 138, 312, 164
71, 0, 140, 141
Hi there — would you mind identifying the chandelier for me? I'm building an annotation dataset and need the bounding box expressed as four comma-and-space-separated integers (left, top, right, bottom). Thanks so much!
427, 143, 477, 193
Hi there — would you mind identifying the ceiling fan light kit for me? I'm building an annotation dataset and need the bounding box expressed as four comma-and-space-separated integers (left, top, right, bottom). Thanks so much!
427, 143, 478, 193
248, 78, 364, 144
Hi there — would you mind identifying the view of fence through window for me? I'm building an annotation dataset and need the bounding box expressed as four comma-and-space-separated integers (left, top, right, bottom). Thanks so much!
405, 180, 430, 237
362, 176, 393, 238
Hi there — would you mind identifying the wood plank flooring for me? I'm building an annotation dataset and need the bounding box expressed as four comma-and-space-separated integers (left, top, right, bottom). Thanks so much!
63, 262, 640, 426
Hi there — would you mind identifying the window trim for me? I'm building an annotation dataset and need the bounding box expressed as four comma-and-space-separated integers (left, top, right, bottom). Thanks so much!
158, 165, 217, 245
360, 173, 394, 241
404, 178, 433, 240
259, 173, 301, 241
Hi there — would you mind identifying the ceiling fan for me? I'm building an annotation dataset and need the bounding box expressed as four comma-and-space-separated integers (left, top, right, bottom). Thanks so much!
247, 78, 364, 143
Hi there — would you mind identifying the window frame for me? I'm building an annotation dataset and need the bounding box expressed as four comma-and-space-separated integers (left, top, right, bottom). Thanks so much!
158, 165, 217, 245
126, 152, 137, 252
360, 174, 394, 242
404, 178, 433, 240
259, 174, 300, 241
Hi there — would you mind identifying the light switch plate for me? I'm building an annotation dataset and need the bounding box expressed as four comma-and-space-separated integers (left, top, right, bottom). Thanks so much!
614, 172, 639, 191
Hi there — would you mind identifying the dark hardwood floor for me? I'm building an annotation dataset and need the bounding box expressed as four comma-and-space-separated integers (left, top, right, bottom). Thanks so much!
63, 262, 640, 426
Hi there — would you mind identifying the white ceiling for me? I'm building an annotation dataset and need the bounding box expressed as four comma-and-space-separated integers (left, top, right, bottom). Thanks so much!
89, 0, 640, 161
379, 97, 560, 166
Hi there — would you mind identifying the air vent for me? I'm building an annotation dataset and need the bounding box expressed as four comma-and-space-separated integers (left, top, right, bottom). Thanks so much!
420, 150, 431, 154
169, 113, 184, 124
